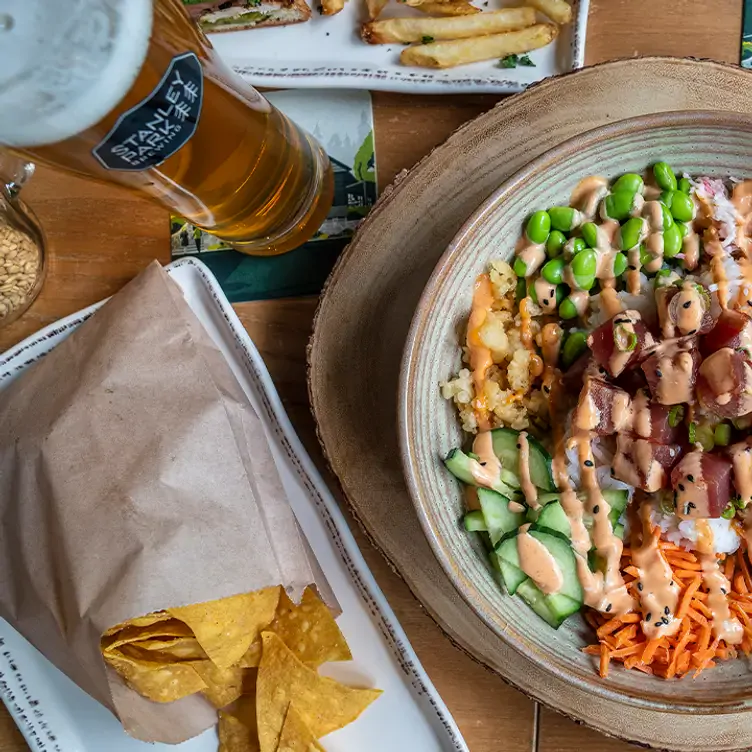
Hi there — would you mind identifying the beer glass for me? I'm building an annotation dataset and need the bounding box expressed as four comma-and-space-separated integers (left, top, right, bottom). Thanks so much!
0, 0, 334, 256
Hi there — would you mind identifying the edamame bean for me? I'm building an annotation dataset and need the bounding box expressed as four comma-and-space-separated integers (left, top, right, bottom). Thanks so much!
676, 221, 689, 238
639, 243, 652, 269
580, 222, 599, 248
559, 297, 579, 320
678, 177, 691, 194
714, 423, 732, 447
546, 230, 567, 257
612, 173, 644, 195
513, 258, 528, 278
663, 224, 682, 259
660, 190, 674, 208
612, 252, 628, 277
527, 280, 538, 304
570, 248, 596, 290
669, 191, 695, 222
619, 217, 645, 250
660, 202, 674, 230
516, 277, 526, 302
541, 257, 566, 285
653, 161, 677, 191
526, 210, 551, 244
548, 206, 582, 232
603, 191, 637, 221
562, 331, 589, 369
556, 284, 566, 305
564, 237, 587, 258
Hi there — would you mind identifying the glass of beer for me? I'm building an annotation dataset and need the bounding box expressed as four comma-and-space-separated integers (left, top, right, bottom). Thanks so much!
0, 0, 333, 256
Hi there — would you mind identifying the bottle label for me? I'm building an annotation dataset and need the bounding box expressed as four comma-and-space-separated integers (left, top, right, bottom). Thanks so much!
92, 52, 203, 172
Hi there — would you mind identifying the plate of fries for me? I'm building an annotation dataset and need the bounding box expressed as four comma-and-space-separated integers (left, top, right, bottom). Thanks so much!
210, 0, 588, 94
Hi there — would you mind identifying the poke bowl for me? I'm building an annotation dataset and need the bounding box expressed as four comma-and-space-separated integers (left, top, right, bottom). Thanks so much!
399, 111, 752, 733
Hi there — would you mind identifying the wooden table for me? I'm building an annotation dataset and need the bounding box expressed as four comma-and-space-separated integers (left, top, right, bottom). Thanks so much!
0, 2, 743, 750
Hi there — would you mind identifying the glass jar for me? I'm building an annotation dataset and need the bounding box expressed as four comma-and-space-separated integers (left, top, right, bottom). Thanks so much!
0, 155, 46, 328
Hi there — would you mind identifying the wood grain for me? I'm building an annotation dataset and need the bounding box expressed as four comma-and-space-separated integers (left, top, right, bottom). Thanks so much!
0, 2, 744, 750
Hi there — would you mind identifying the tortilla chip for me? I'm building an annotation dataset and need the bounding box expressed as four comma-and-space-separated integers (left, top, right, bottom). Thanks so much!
102, 611, 172, 637
120, 636, 207, 662
104, 651, 206, 703
236, 638, 262, 668
101, 620, 194, 651
168, 587, 280, 669
276, 704, 325, 752
190, 660, 246, 709
218, 711, 259, 752
256, 632, 382, 752
270, 588, 351, 667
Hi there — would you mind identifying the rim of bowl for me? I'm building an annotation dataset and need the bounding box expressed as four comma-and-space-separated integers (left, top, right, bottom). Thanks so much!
399, 109, 752, 713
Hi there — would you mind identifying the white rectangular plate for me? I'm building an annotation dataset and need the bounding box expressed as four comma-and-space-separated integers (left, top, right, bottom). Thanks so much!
212, 0, 589, 94
0, 258, 467, 752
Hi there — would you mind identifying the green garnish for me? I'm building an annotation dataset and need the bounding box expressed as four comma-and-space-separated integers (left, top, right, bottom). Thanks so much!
734, 495, 746, 510
722, 503, 736, 520
518, 54, 536, 67
421, 35, 434, 44
613, 325, 638, 352
689, 421, 697, 443
714, 422, 732, 446
467, 452, 481, 462
668, 404, 685, 428
659, 493, 675, 515
499, 54, 519, 68
694, 283, 711, 311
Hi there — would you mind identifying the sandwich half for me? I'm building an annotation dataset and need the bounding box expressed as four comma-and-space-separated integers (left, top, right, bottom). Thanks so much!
183, 0, 311, 31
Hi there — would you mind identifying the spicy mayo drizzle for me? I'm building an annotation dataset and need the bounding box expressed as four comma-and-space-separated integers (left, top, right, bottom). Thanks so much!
466, 274, 494, 430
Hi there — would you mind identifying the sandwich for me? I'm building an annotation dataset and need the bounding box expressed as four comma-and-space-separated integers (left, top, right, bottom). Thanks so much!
182, 0, 311, 31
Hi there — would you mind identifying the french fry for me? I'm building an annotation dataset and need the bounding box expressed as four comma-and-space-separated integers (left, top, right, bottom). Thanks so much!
321, 0, 345, 15
401, 0, 454, 6
414, 2, 480, 15
525, 0, 572, 24
400, 22, 558, 68
365, 0, 388, 19
362, 7, 535, 44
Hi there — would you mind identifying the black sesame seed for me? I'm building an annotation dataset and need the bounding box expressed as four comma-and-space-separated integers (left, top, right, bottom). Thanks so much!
605, 603, 612, 613
516, 443, 521, 449
721, 587, 727, 594
687, 474, 694, 482
688, 501, 696, 509
599, 367, 607, 375
656, 369, 663, 377
688, 329, 697, 335
543, 299, 550, 306
584, 459, 594, 467
628, 265, 636, 271
748, 301, 752, 307
683, 300, 692, 309
480, 462, 487, 466
593, 505, 600, 514
638, 582, 644, 591
664, 606, 670, 615
610, 467, 616, 476
678, 483, 685, 491
646, 612, 652, 622
543, 385, 550, 393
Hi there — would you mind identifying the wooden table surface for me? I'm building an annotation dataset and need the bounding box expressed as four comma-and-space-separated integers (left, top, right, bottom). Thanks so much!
0, 2, 743, 750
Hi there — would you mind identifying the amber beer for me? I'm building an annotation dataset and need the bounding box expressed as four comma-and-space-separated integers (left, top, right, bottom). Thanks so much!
0, 0, 333, 255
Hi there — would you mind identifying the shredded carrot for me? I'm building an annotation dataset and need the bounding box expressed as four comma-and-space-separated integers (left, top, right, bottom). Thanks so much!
585, 526, 752, 680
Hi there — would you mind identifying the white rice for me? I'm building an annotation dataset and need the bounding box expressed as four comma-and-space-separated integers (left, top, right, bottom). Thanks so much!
650, 505, 741, 555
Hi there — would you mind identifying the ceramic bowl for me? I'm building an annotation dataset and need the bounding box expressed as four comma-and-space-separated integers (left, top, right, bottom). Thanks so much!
400, 111, 752, 712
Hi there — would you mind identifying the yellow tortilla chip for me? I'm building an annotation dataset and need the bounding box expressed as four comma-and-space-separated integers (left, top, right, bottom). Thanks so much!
102, 611, 172, 637
120, 636, 207, 662
218, 711, 259, 752
190, 660, 246, 709
236, 638, 262, 668
101, 620, 194, 651
270, 588, 351, 667
168, 588, 280, 669
276, 705, 325, 752
256, 632, 382, 752
104, 651, 206, 703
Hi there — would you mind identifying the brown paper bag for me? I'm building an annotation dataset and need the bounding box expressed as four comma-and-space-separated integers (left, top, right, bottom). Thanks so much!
0, 262, 326, 743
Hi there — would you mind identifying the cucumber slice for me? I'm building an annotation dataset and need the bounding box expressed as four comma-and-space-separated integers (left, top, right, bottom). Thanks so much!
477, 488, 526, 545
491, 428, 556, 491
516, 579, 580, 628
528, 527, 584, 603
535, 502, 571, 538
444, 448, 519, 497
614, 522, 625, 540
602, 489, 629, 526
463, 510, 487, 532
497, 557, 527, 595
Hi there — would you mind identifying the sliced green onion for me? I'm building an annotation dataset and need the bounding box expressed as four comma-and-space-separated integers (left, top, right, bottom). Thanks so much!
734, 496, 746, 510
695, 283, 711, 311
467, 452, 481, 461
714, 423, 732, 446
659, 493, 675, 515
689, 421, 697, 443
668, 404, 685, 428
721, 503, 736, 520
613, 324, 638, 352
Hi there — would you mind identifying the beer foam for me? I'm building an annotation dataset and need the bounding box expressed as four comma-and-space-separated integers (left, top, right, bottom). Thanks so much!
0, 0, 153, 147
